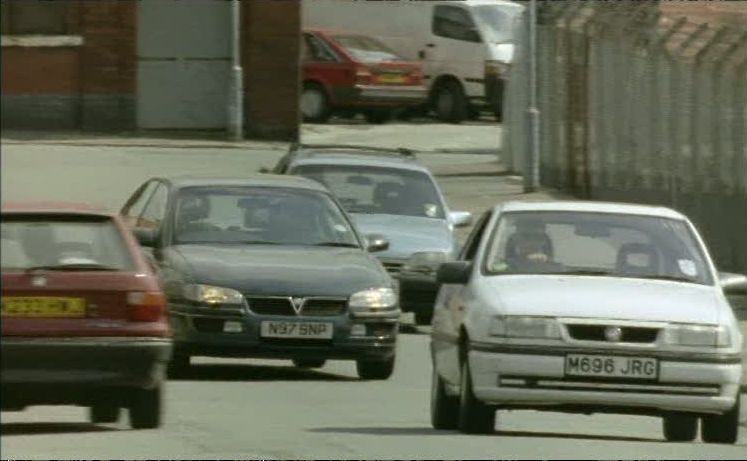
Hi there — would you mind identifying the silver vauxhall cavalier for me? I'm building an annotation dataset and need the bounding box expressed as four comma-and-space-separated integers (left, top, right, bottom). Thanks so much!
430, 201, 746, 444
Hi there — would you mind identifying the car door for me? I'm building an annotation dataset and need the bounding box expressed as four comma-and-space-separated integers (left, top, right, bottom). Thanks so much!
302, 32, 353, 106
433, 209, 493, 386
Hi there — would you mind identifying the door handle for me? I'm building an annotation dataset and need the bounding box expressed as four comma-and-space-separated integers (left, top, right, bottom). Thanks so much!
426, 43, 435, 48
418, 50, 426, 59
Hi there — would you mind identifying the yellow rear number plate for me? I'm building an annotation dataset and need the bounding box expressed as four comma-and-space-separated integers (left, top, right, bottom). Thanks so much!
1, 297, 86, 318
378, 74, 405, 84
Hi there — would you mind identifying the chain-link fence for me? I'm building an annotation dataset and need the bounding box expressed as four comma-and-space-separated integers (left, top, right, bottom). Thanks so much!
505, 1, 747, 275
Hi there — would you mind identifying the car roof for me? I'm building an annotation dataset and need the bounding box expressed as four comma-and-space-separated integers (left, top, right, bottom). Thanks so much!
495, 201, 687, 220
161, 174, 330, 192
287, 144, 430, 173
1, 201, 112, 216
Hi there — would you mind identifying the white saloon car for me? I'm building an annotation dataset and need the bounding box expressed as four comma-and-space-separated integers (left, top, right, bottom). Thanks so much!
430, 201, 746, 443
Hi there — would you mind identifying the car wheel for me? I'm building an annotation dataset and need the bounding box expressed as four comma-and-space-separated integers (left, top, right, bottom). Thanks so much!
662, 413, 697, 442
700, 394, 740, 444
167, 352, 190, 379
415, 309, 433, 326
128, 386, 162, 430
364, 110, 392, 124
90, 403, 120, 424
457, 359, 494, 434
430, 366, 459, 430
356, 356, 395, 380
433, 80, 467, 124
292, 358, 326, 369
301, 83, 331, 123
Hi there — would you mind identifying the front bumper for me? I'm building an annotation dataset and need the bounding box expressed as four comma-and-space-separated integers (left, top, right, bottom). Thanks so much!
170, 304, 398, 362
468, 347, 742, 415
334, 85, 427, 108
1, 337, 172, 406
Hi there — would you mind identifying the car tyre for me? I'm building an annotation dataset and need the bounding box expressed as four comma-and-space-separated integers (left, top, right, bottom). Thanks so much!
700, 394, 739, 444
364, 110, 392, 124
356, 356, 395, 380
301, 82, 331, 123
430, 366, 459, 430
414, 309, 433, 326
433, 80, 467, 124
662, 413, 697, 442
292, 358, 326, 369
89, 404, 120, 424
128, 386, 162, 430
167, 352, 190, 378
457, 359, 494, 434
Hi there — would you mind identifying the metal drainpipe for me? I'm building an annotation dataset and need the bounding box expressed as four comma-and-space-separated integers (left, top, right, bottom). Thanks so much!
227, 0, 244, 141
524, 0, 541, 193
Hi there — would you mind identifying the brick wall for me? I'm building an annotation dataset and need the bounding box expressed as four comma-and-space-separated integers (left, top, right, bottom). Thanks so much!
1, 0, 136, 131
242, 0, 301, 141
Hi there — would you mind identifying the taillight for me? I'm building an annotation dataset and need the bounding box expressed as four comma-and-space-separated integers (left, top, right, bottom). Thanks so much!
127, 291, 166, 322
355, 67, 372, 85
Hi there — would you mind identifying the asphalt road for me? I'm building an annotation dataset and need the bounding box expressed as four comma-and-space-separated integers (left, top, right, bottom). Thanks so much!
1, 127, 745, 459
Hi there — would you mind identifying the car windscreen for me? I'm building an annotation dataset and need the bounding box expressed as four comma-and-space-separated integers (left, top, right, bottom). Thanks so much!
291, 164, 445, 219
1, 214, 135, 271
483, 211, 713, 285
472, 4, 523, 44
331, 34, 404, 62
172, 186, 360, 247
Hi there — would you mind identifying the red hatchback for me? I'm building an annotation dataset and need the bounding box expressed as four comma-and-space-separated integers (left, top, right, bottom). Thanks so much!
0, 202, 172, 429
302, 29, 427, 124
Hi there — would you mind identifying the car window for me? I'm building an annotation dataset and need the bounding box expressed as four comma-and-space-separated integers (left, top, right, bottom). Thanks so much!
291, 164, 445, 219
304, 33, 339, 62
137, 183, 168, 230
0, 214, 135, 271
483, 211, 713, 285
432, 5, 480, 42
459, 210, 492, 261
472, 4, 522, 43
173, 186, 359, 247
121, 180, 158, 226
330, 34, 403, 62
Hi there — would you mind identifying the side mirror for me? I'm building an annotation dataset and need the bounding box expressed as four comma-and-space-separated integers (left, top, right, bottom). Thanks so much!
719, 272, 747, 296
436, 261, 472, 285
133, 228, 157, 248
365, 233, 389, 253
449, 211, 473, 228
402, 251, 450, 277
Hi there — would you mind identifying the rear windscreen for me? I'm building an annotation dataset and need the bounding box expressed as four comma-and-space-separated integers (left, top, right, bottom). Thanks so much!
1, 214, 135, 271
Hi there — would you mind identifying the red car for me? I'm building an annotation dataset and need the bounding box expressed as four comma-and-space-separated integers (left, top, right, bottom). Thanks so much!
0, 202, 172, 429
302, 29, 427, 124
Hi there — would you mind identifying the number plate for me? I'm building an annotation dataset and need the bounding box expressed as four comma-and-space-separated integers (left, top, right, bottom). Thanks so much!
378, 74, 405, 84
1, 297, 86, 318
260, 321, 333, 339
565, 354, 658, 380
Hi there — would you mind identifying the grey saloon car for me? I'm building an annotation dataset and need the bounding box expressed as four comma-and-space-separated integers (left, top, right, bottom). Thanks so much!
270, 143, 472, 325
120, 175, 400, 380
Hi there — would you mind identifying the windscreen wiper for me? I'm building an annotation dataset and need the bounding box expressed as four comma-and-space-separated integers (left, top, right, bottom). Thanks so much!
558, 270, 614, 276
635, 274, 696, 283
25, 263, 119, 272
313, 242, 360, 248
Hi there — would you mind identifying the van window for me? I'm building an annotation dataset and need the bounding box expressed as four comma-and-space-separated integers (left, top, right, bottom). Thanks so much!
432, 5, 480, 43
473, 4, 523, 43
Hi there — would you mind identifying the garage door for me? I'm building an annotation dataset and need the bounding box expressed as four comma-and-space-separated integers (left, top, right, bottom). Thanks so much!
137, 0, 231, 129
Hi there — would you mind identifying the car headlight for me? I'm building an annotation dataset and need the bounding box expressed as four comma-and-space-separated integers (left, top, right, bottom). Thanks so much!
182, 284, 244, 305
664, 324, 730, 347
490, 316, 561, 339
484, 59, 509, 77
349, 287, 397, 312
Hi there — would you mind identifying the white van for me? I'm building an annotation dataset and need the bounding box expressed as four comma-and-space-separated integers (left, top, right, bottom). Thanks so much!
302, 0, 524, 123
